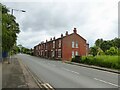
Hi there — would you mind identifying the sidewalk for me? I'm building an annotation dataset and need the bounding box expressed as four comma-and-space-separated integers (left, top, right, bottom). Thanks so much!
2, 58, 39, 89
0, 63, 2, 90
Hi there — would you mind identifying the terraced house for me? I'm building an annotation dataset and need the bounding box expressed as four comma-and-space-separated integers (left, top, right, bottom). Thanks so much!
34, 28, 89, 61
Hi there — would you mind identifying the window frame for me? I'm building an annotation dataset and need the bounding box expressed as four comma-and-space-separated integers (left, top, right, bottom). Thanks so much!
72, 41, 75, 48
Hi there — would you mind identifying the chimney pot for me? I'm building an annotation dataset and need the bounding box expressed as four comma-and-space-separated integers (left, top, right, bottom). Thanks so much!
61, 34, 63, 37
73, 28, 77, 33
50, 38, 52, 41
53, 37, 55, 40
66, 31, 68, 36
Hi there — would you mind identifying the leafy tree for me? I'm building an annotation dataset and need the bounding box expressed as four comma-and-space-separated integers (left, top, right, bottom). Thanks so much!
95, 38, 103, 47
112, 38, 120, 49
1, 4, 20, 53
105, 47, 118, 55
90, 46, 98, 56
97, 48, 105, 55
100, 40, 113, 52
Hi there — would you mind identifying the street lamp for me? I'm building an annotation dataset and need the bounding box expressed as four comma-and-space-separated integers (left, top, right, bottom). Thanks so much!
11, 8, 26, 15
8, 8, 26, 64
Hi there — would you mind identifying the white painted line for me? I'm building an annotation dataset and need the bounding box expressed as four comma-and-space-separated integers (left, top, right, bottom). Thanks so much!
71, 70, 79, 74
62, 67, 79, 75
46, 83, 54, 89
94, 69, 119, 75
47, 63, 56, 67
94, 78, 119, 87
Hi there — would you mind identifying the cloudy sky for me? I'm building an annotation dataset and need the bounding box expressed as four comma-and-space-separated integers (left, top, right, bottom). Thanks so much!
2, 0, 119, 49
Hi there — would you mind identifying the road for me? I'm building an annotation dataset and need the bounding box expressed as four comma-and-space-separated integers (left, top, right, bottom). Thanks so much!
16, 54, 119, 89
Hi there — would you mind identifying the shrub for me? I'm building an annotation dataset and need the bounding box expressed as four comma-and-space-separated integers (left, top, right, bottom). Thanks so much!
80, 55, 120, 70
71, 56, 81, 63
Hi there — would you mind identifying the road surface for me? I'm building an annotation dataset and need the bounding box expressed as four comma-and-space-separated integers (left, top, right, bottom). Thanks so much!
16, 54, 119, 89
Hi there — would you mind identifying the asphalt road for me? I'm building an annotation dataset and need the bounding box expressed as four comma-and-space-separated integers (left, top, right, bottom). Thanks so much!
16, 54, 119, 89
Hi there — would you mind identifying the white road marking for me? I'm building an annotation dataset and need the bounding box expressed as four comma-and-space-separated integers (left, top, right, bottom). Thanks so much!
62, 67, 79, 75
93, 68, 119, 75
47, 63, 56, 67
94, 78, 119, 87
45, 83, 54, 89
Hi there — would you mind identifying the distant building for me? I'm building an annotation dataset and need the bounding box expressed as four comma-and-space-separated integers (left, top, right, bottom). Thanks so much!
34, 28, 89, 61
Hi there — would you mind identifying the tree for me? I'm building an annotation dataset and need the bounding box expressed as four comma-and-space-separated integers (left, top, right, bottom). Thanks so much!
105, 47, 118, 55
90, 46, 98, 56
1, 4, 20, 54
97, 48, 105, 55
100, 40, 113, 52
112, 38, 120, 49
95, 38, 103, 47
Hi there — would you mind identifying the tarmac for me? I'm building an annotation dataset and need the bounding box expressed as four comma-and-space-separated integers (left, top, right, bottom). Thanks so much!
65, 61, 120, 74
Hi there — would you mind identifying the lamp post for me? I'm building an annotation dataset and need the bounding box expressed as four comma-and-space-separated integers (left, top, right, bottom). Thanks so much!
8, 8, 26, 64
11, 8, 26, 15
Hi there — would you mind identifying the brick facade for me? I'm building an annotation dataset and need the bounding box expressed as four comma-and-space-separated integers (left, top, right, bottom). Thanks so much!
34, 28, 89, 61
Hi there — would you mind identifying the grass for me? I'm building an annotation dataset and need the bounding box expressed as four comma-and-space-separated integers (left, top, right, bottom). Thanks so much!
72, 55, 120, 70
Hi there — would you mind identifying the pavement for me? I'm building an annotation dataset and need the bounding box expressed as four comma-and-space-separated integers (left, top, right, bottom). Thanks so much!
16, 54, 119, 89
0, 63, 2, 90
2, 57, 39, 89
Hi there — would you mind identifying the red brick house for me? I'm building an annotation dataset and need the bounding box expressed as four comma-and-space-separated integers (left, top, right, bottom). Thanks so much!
34, 28, 89, 61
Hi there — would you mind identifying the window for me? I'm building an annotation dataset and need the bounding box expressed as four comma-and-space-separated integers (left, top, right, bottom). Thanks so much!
59, 40, 61, 48
58, 49, 61, 58
72, 41, 74, 48
41, 51, 42, 56
75, 51, 78, 56
46, 44, 47, 49
76, 42, 78, 48
52, 51, 55, 57
53, 41, 55, 48
72, 51, 74, 58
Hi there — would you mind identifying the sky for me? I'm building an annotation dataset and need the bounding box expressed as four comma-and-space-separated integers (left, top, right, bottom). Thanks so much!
1, 0, 119, 49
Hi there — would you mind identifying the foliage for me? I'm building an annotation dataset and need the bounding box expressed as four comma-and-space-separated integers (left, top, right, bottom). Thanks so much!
112, 38, 120, 48
90, 38, 120, 56
95, 38, 103, 47
105, 47, 118, 55
81, 56, 120, 70
1, 3, 20, 53
97, 48, 105, 55
100, 40, 113, 52
71, 56, 81, 63
90, 46, 98, 56
18, 44, 32, 55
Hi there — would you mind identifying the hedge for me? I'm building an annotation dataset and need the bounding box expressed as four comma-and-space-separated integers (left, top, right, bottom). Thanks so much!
71, 55, 120, 70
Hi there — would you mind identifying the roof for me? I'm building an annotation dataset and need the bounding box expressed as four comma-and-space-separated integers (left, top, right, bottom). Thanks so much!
34, 32, 86, 47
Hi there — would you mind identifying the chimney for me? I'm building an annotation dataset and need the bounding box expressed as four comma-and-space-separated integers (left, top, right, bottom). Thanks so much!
61, 34, 63, 38
66, 31, 68, 36
50, 38, 52, 41
46, 40, 47, 42
53, 37, 55, 40
73, 28, 77, 33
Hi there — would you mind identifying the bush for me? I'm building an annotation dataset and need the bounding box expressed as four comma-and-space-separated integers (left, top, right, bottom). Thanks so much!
71, 56, 81, 63
81, 55, 120, 70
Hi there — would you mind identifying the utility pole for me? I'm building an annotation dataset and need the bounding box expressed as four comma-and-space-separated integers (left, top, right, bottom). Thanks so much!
8, 8, 26, 64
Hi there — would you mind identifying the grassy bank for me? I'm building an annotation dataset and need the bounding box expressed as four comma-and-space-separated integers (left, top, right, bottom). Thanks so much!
72, 55, 120, 70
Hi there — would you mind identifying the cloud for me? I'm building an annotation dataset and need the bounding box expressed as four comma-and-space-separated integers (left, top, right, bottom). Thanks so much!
2, 1, 118, 48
